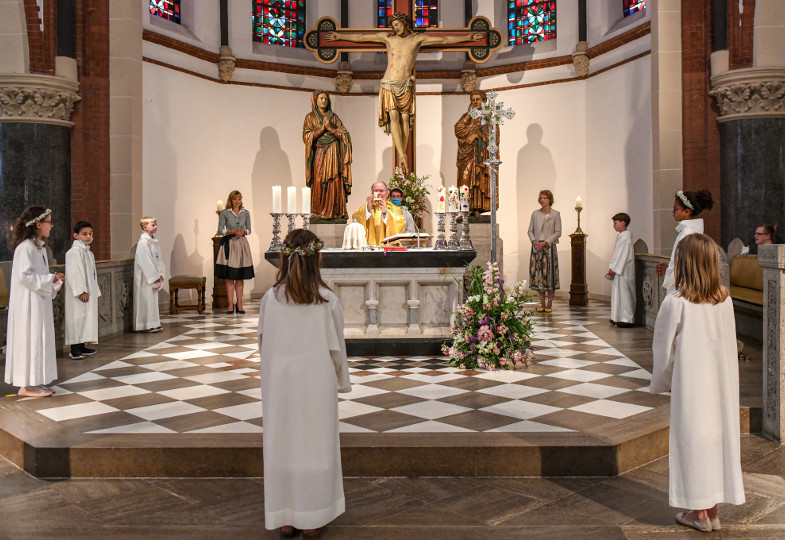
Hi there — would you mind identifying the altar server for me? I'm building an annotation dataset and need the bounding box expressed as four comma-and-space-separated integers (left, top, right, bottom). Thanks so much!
650, 234, 745, 533
134, 216, 165, 332
4, 206, 64, 398
258, 229, 351, 537
607, 213, 635, 328
65, 221, 101, 359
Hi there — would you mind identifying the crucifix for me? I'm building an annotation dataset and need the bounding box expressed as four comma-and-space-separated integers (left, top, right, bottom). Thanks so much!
304, 4, 502, 175
469, 90, 515, 264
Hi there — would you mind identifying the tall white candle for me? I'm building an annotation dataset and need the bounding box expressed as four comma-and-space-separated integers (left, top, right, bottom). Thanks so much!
437, 186, 446, 213
271, 186, 282, 213
217, 200, 223, 212
287, 186, 297, 214
576, 196, 583, 208
301, 187, 311, 214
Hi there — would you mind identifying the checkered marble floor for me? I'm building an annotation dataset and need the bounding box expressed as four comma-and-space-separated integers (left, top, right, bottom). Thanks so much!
21, 300, 665, 435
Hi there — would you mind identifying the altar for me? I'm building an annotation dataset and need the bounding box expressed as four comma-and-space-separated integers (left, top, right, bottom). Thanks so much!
264, 248, 476, 355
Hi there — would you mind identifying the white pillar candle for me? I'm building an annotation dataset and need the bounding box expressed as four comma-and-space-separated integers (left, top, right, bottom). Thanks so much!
447, 186, 459, 212
271, 186, 282, 213
576, 196, 583, 208
437, 186, 446, 213
301, 187, 311, 214
217, 200, 223, 212
287, 186, 297, 214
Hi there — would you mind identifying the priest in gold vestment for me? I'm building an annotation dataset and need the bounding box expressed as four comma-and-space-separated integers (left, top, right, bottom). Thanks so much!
351, 182, 407, 245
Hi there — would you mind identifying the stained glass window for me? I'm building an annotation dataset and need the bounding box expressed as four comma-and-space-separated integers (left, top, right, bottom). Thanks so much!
252, 0, 306, 48
414, 0, 439, 28
508, 0, 556, 45
150, 0, 180, 24
623, 0, 647, 17
377, 0, 393, 29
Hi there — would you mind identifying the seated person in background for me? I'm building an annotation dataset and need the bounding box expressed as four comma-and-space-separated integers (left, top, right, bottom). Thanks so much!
389, 188, 416, 233
755, 223, 776, 246
352, 182, 407, 245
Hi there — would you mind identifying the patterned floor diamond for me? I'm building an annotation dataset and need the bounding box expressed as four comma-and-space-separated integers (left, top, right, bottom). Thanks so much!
21, 300, 667, 434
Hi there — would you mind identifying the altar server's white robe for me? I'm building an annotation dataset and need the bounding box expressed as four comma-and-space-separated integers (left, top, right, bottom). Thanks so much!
65, 241, 101, 345
4, 239, 62, 387
258, 286, 351, 531
662, 218, 704, 295
650, 294, 745, 509
609, 230, 635, 324
134, 233, 165, 331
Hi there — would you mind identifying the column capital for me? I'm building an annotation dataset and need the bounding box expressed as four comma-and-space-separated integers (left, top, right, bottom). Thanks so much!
0, 73, 80, 127
709, 67, 785, 122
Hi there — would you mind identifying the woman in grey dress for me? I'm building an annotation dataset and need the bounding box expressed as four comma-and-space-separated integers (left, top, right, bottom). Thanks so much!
216, 190, 254, 314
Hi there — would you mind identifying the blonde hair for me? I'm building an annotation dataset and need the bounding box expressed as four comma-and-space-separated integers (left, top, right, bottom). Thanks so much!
673, 234, 729, 304
225, 190, 243, 210
139, 216, 157, 230
539, 190, 554, 206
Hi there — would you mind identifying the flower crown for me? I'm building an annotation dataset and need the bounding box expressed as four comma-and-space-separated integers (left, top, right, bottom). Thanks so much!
676, 191, 694, 211
25, 208, 52, 227
282, 240, 323, 257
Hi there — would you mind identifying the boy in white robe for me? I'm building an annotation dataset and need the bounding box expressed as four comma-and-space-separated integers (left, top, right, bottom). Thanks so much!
65, 221, 102, 359
607, 213, 635, 328
134, 217, 165, 332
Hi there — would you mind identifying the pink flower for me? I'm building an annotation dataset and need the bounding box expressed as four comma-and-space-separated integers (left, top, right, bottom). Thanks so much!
478, 325, 494, 341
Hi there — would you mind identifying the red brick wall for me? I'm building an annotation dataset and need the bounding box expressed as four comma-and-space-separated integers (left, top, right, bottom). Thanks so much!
70, 0, 111, 259
681, 1, 721, 241
22, 0, 49, 73
729, 0, 756, 69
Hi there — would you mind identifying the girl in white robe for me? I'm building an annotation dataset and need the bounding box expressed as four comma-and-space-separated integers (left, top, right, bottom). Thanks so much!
4, 206, 64, 398
65, 221, 102, 358
134, 217, 165, 332
650, 234, 745, 533
656, 190, 715, 295
607, 213, 635, 326
257, 229, 351, 537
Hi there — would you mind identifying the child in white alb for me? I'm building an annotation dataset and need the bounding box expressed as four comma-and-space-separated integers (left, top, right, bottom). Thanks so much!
65, 221, 102, 359
606, 213, 635, 328
134, 216, 165, 333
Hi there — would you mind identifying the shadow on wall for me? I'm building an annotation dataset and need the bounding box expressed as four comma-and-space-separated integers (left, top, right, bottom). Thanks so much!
251, 126, 292, 295
169, 223, 205, 302
375, 146, 394, 186
516, 123, 557, 283
623, 65, 651, 245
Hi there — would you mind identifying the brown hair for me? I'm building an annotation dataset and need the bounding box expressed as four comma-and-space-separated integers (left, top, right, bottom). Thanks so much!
470, 90, 487, 101
673, 234, 729, 304
538, 189, 554, 206
225, 190, 244, 210
12, 206, 49, 250
676, 189, 714, 218
274, 229, 329, 305
612, 213, 631, 226
758, 223, 776, 237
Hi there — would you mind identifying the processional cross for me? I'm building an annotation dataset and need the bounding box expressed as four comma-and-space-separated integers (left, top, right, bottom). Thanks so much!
304, 2, 502, 175
470, 90, 515, 264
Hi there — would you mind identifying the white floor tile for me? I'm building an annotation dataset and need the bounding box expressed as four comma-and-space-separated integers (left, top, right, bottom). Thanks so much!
111, 372, 176, 385
38, 402, 119, 422
161, 350, 218, 361
119, 351, 160, 360
87, 421, 176, 434
619, 368, 652, 380
480, 400, 561, 420
391, 400, 472, 420
187, 422, 262, 433
183, 371, 248, 384
158, 385, 229, 401
546, 369, 611, 383
473, 370, 539, 383
126, 401, 206, 421
237, 387, 262, 400
94, 360, 136, 371
400, 373, 464, 384
78, 385, 150, 401
557, 382, 630, 399
138, 360, 200, 372
338, 401, 384, 419
569, 399, 651, 419
338, 385, 390, 400
478, 384, 549, 399
539, 358, 597, 369
398, 384, 467, 400
214, 402, 263, 421
387, 420, 474, 433
60, 372, 106, 385
338, 422, 376, 433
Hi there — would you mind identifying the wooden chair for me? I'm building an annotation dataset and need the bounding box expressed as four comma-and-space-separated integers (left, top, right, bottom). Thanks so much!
169, 275, 206, 314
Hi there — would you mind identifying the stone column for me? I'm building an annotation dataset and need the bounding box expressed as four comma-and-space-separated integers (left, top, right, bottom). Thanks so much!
758, 244, 785, 443
0, 74, 80, 262
710, 0, 785, 247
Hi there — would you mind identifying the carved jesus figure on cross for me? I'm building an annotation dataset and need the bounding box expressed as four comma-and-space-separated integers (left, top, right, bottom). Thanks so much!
325, 13, 482, 174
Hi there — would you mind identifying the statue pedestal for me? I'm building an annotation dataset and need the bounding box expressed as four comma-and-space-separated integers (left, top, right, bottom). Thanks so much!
467, 222, 503, 274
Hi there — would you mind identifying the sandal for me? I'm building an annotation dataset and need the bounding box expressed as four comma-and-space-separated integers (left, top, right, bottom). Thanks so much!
536, 307, 545, 312
544, 308, 552, 313
676, 511, 711, 532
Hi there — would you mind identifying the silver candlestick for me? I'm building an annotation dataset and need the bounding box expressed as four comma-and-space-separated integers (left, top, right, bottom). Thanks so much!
269, 213, 283, 251
301, 212, 311, 230
447, 211, 460, 249
459, 211, 473, 250
285, 213, 297, 234
434, 212, 448, 249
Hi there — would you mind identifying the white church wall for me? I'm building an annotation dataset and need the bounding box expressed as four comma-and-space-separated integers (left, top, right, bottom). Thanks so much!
0, 0, 28, 73
141, 50, 652, 305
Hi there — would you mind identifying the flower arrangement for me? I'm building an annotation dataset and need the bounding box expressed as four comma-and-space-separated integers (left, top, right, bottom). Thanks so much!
443, 262, 536, 371
388, 168, 430, 221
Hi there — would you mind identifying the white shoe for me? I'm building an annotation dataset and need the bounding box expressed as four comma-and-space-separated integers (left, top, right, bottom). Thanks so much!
676, 512, 711, 532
